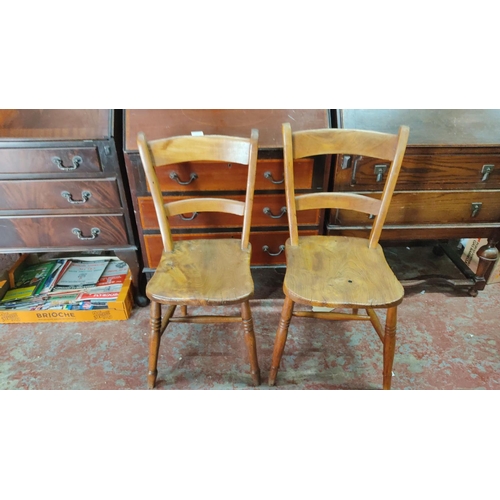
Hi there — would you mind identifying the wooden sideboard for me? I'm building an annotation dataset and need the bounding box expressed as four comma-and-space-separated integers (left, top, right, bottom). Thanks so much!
123, 110, 331, 270
328, 109, 500, 294
0, 110, 146, 304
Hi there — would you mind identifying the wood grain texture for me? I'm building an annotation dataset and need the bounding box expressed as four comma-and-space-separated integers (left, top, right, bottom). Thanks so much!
0, 147, 101, 174
138, 194, 319, 229
151, 158, 314, 193
339, 109, 500, 146
0, 110, 110, 140
292, 128, 401, 161
282, 122, 409, 247
336, 110, 500, 292
164, 197, 246, 218
335, 151, 500, 191
146, 239, 253, 305
333, 190, 500, 225
0, 215, 128, 248
327, 225, 500, 241
148, 135, 253, 166
0, 179, 120, 210
295, 192, 381, 215
138, 130, 259, 252
283, 235, 404, 308
143, 230, 318, 268
125, 109, 330, 151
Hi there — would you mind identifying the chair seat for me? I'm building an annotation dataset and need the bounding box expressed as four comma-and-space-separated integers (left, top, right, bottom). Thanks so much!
146, 239, 254, 306
283, 235, 404, 308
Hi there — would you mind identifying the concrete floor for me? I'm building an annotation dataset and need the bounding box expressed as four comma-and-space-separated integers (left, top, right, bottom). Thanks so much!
1, 249, 500, 390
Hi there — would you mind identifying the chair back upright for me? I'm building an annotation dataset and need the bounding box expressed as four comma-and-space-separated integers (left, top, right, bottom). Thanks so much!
282, 122, 410, 248
138, 130, 259, 252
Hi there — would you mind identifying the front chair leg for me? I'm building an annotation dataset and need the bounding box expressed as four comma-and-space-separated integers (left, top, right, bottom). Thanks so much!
241, 301, 261, 386
383, 306, 398, 390
268, 296, 294, 386
148, 300, 162, 389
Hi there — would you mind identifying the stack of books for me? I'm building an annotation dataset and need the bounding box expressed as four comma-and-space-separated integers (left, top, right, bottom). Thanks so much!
0, 258, 129, 312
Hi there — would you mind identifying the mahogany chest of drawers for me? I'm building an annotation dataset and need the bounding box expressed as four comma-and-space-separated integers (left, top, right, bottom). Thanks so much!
328, 109, 500, 292
0, 110, 145, 304
123, 109, 331, 270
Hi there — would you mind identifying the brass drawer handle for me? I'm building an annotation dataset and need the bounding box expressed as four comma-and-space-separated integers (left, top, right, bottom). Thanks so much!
350, 156, 361, 186
262, 244, 285, 256
169, 172, 198, 185
264, 171, 284, 184
72, 227, 100, 240
61, 190, 91, 204
340, 155, 352, 169
374, 164, 388, 182
471, 202, 482, 218
52, 155, 82, 171
481, 164, 494, 182
178, 212, 198, 221
263, 206, 287, 219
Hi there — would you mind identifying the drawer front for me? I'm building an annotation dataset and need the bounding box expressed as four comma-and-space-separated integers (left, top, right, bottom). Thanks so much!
138, 194, 319, 230
326, 225, 498, 241
154, 158, 314, 192
143, 230, 318, 268
0, 215, 128, 248
334, 153, 500, 191
330, 190, 500, 226
0, 147, 102, 174
0, 179, 121, 210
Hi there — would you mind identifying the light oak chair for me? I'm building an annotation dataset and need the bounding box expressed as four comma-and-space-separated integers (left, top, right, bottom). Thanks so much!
138, 130, 261, 388
269, 123, 410, 389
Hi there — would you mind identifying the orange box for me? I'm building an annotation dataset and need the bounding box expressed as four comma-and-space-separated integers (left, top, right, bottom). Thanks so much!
0, 255, 133, 323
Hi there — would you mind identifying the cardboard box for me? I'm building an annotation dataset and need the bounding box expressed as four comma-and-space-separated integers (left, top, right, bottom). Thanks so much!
0, 255, 133, 323
460, 238, 500, 284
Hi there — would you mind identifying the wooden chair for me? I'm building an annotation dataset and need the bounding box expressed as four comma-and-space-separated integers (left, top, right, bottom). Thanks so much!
137, 130, 261, 388
269, 123, 410, 389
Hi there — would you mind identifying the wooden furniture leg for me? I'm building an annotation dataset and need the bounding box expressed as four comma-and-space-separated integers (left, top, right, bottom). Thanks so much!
148, 301, 162, 389
383, 306, 398, 390
241, 301, 261, 386
268, 296, 294, 386
475, 233, 500, 289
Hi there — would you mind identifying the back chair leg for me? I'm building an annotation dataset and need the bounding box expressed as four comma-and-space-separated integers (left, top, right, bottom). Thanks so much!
148, 300, 162, 389
268, 296, 295, 386
383, 306, 398, 390
241, 301, 261, 386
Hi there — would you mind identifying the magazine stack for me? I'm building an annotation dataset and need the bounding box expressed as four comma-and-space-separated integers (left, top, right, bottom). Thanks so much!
0, 255, 133, 323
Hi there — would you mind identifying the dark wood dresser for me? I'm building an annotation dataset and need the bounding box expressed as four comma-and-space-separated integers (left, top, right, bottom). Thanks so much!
0, 110, 145, 304
123, 110, 331, 270
329, 109, 500, 294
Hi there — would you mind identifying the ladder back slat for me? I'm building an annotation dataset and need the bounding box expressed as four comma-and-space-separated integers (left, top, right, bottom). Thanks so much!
164, 198, 246, 217
295, 192, 382, 215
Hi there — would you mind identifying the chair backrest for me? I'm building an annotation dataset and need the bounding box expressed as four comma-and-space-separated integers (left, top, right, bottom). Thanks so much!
138, 130, 259, 252
282, 122, 410, 248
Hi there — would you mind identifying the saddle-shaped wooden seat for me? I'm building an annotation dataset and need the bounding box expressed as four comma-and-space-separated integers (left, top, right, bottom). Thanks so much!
269, 122, 410, 389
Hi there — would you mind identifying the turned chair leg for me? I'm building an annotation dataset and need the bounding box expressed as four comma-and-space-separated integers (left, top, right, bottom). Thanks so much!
268, 296, 294, 386
241, 301, 261, 386
383, 306, 398, 390
148, 300, 162, 389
